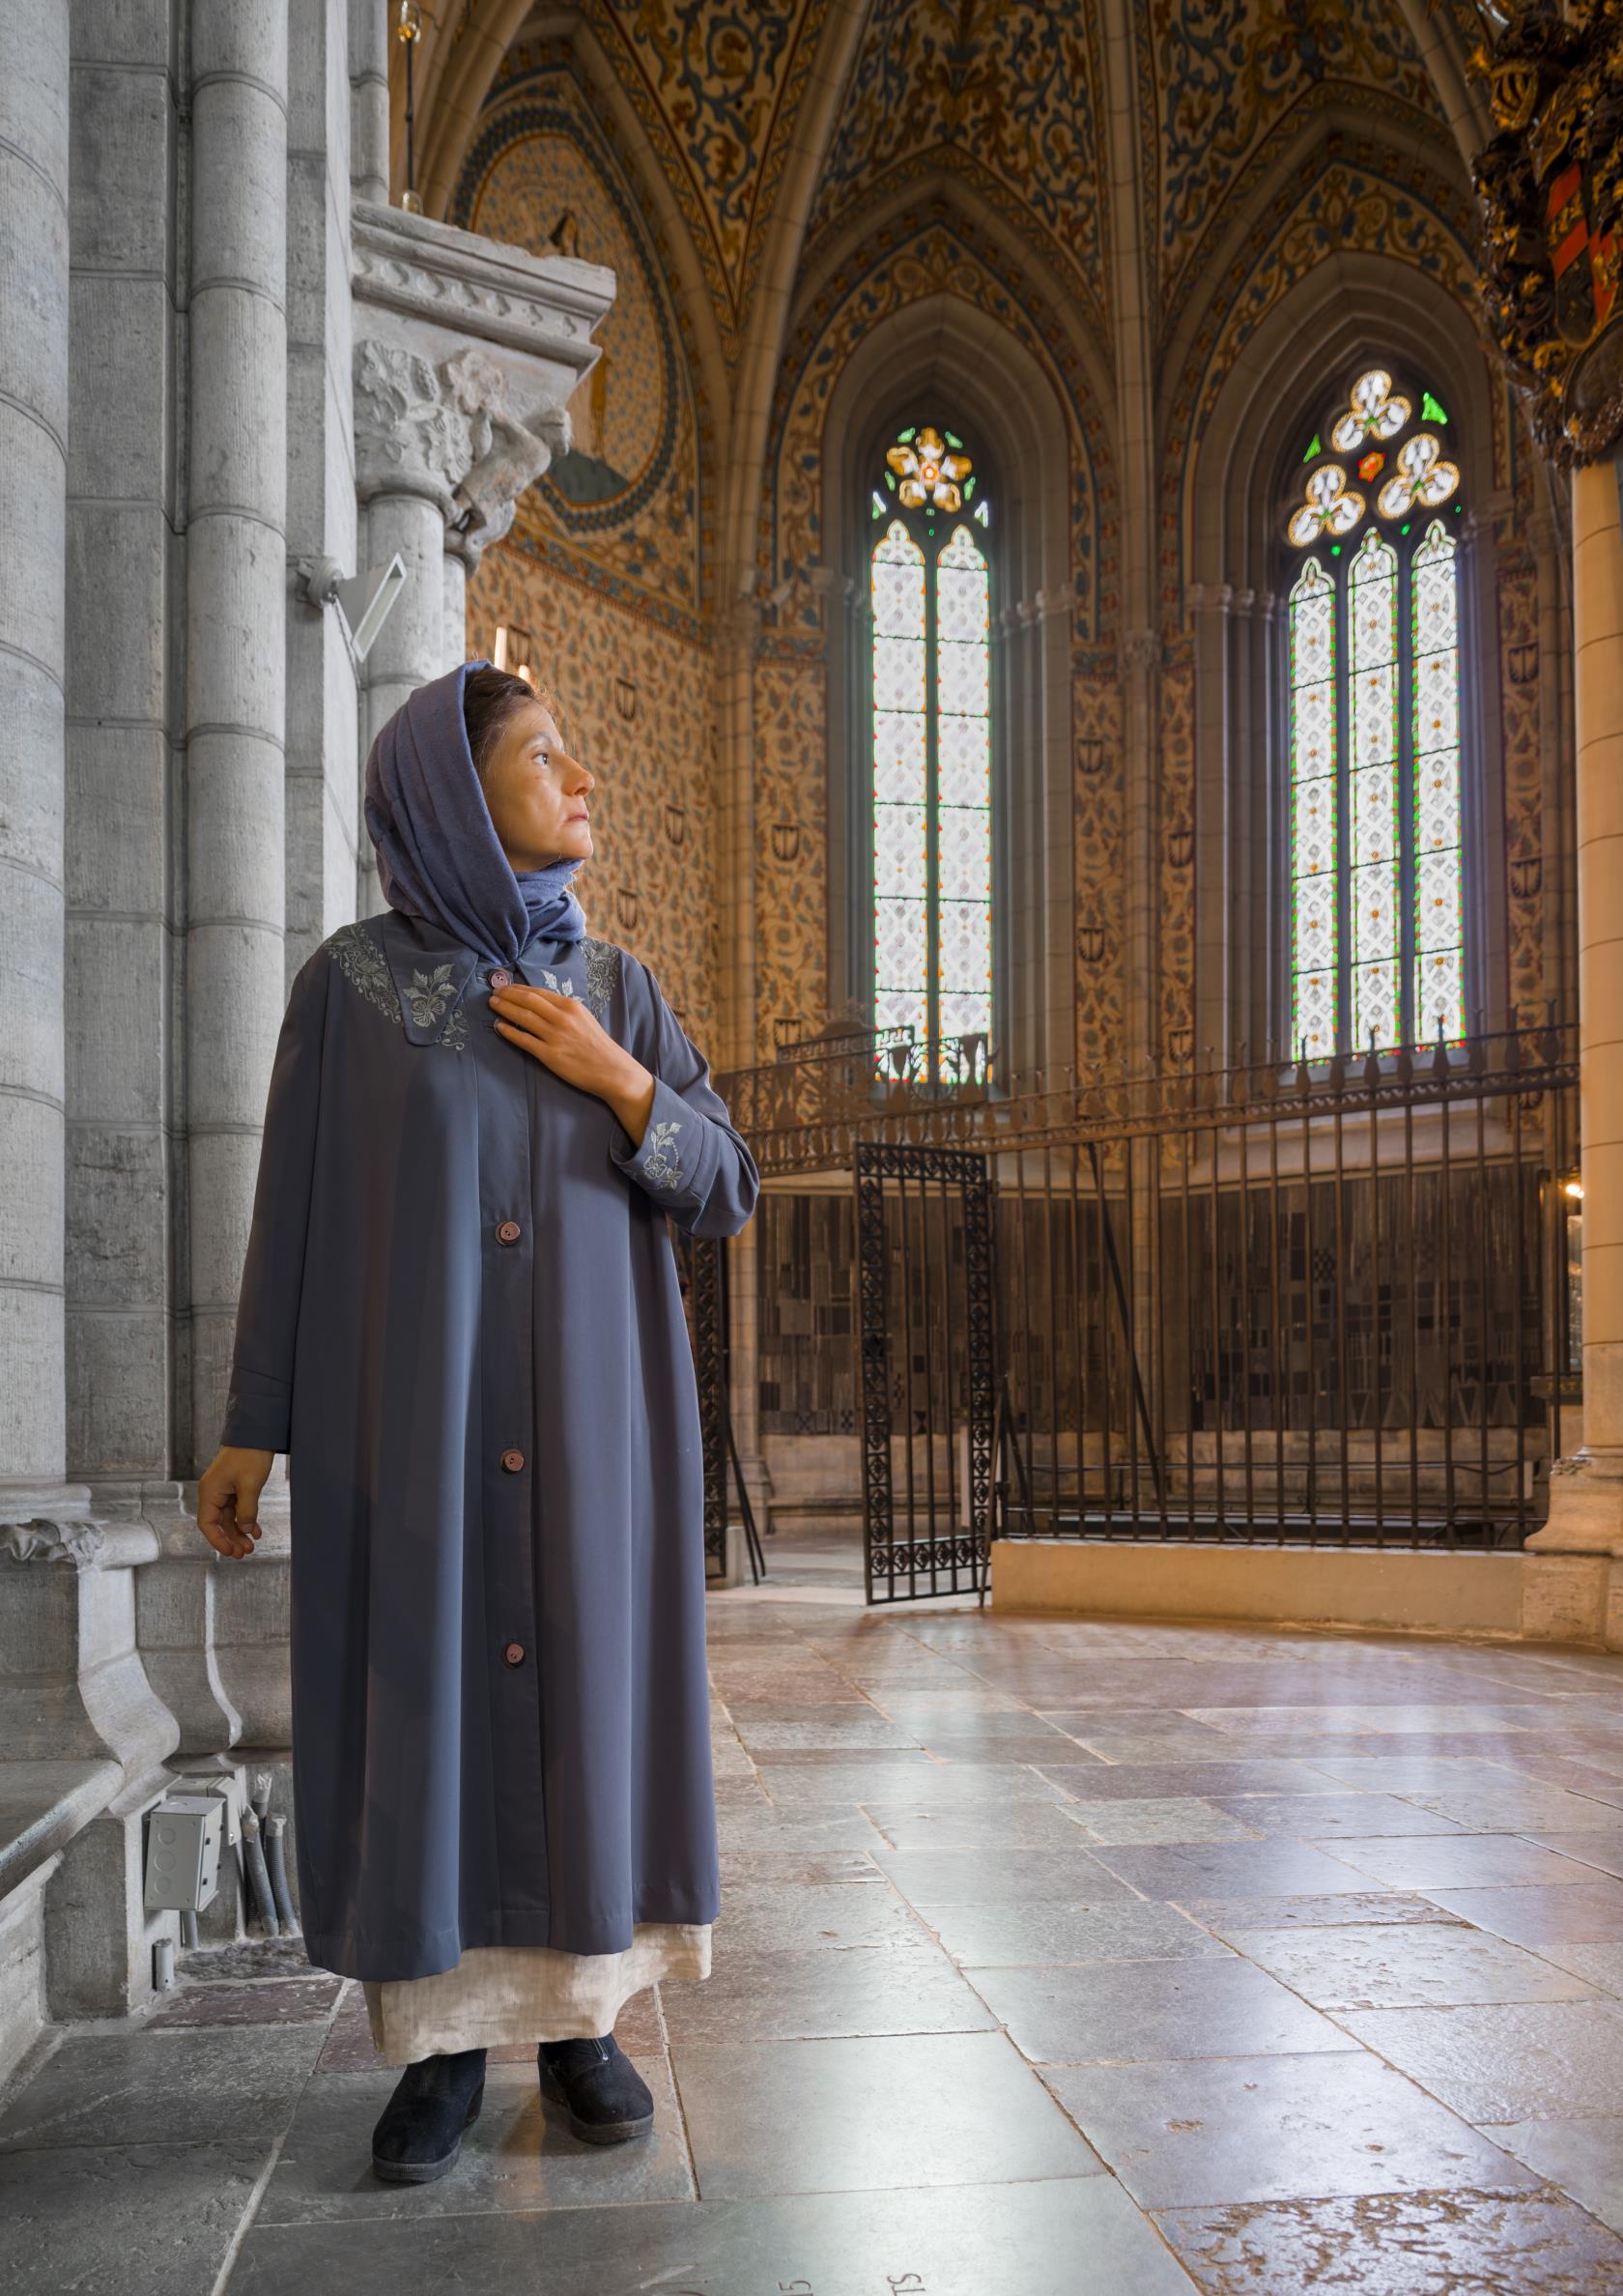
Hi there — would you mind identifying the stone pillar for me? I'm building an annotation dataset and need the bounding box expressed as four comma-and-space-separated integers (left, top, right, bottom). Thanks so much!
1187, 584, 1234, 1067
348, 0, 388, 206
1121, 628, 1161, 1076
349, 200, 612, 914
185, 2, 291, 1478
66, 0, 184, 1504
0, 0, 70, 1512
1528, 451, 1623, 1639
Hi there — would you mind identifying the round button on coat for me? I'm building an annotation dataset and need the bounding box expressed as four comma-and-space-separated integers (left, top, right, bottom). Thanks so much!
489, 967, 513, 989
496, 1220, 522, 1245
502, 1642, 525, 1667
499, 1448, 525, 1473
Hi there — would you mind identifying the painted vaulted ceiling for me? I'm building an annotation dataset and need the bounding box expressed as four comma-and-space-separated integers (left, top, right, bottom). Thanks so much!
401, 0, 1483, 626
408, 0, 1473, 356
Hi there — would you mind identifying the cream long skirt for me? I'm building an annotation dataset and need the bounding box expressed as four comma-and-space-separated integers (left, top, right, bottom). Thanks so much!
361, 1924, 712, 2064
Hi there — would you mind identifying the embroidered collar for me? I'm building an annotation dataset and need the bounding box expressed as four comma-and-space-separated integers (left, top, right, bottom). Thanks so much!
369, 910, 613, 1045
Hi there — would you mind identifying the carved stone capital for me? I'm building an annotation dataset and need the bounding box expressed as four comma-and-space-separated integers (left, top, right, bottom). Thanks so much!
1122, 627, 1162, 675
1186, 581, 1235, 616
352, 199, 613, 548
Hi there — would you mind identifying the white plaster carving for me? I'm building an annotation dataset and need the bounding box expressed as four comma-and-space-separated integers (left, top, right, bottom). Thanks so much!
1, 1517, 108, 1565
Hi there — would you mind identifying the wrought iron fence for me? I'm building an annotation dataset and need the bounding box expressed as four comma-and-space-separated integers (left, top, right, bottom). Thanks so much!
719, 1023, 1580, 1555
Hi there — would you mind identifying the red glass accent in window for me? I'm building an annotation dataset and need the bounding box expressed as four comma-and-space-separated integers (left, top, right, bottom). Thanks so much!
1358, 449, 1385, 481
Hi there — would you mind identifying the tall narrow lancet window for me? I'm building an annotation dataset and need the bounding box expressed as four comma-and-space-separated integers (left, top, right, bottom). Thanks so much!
1284, 367, 1466, 1059
868, 423, 993, 1082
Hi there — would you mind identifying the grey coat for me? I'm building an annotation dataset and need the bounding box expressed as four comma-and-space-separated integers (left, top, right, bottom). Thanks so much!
220, 906, 759, 1981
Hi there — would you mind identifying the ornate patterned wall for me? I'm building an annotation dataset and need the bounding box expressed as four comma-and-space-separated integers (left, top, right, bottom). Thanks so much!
1496, 545, 1552, 1032
1073, 662, 1126, 1072
467, 545, 721, 1049
753, 652, 829, 1057
453, 60, 706, 619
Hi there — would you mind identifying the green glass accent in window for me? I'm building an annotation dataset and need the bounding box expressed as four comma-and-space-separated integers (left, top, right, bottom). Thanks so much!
1302, 432, 1322, 462
1422, 391, 1448, 424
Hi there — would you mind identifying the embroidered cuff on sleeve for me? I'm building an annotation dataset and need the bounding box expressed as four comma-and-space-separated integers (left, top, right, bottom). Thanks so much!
609, 1074, 718, 1205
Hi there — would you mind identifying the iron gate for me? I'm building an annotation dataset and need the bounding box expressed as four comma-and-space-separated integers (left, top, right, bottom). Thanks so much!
853, 1143, 996, 1602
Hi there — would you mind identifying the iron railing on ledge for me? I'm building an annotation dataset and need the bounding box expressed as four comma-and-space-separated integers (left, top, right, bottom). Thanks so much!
721, 1024, 1580, 1557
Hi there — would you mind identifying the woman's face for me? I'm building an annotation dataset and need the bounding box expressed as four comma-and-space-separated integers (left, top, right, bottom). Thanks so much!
480, 699, 595, 871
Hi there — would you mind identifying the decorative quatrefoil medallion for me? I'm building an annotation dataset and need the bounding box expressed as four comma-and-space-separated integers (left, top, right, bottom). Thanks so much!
1376, 431, 1461, 519
1330, 367, 1412, 452
1287, 462, 1367, 547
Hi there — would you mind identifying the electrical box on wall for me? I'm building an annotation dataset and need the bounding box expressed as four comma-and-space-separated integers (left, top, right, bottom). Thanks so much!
142, 1794, 225, 1912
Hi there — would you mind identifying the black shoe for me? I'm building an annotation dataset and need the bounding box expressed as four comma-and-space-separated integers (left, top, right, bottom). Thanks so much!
536, 2033, 654, 2144
370, 2046, 487, 2183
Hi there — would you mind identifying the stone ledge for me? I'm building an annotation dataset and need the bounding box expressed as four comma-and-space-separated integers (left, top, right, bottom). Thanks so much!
0, 1758, 122, 1900
990, 1538, 1623, 1650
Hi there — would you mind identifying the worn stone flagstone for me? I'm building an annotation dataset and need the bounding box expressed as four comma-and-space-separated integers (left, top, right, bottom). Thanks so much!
4, 1524, 1622, 2292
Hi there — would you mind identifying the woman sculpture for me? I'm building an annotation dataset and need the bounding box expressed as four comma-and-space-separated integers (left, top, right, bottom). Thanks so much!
194, 661, 759, 2181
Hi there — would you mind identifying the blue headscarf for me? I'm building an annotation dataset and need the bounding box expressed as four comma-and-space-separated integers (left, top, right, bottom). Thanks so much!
362, 657, 586, 969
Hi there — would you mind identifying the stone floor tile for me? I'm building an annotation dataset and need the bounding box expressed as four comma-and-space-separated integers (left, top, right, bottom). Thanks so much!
1523, 1830, 1623, 1880
1047, 2049, 1538, 2210
316, 1989, 387, 2071
0, 2138, 270, 2296
1485, 2117, 1623, 2236
914, 1895, 1233, 1967
1035, 1758, 1347, 1798
1418, 1880, 1623, 1948
971, 1954, 1349, 2064
869, 1841, 1131, 1904
659, 1941, 997, 2043
229, 2175, 1201, 2296
1185, 1703, 1572, 1736
1066, 1796, 1265, 1845
670, 2028, 1102, 2198
909, 1733, 1118, 1765
714, 1805, 887, 1853
1082, 1836, 1376, 1901
143, 1975, 343, 2028
1225, 1921, 1599, 2011
0, 2025, 323, 2153
755, 1758, 1058, 1806
711, 1879, 931, 1952
1341, 1999, 1623, 2121
1317, 1833, 1605, 1890
727, 1708, 924, 1751
1057, 1721, 1247, 1763
861, 1797, 1104, 1849
257, 2057, 694, 2221
1528, 1941, 1623, 1993
1402, 1786, 1623, 1832
718, 1848, 885, 1884
1183, 1890, 1470, 1937
1156, 2183, 1623, 2292
1298, 1754, 1551, 1793
1210, 1792, 1469, 1838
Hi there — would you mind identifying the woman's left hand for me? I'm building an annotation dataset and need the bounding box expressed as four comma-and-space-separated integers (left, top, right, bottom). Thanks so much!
490, 985, 656, 1143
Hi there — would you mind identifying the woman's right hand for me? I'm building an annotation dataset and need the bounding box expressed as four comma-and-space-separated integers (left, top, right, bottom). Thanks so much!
196, 1447, 276, 1560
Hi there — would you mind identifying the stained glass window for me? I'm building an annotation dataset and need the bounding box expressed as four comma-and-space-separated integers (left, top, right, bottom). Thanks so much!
869, 423, 993, 1079
1284, 366, 1466, 1056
